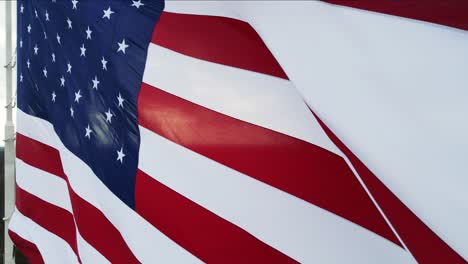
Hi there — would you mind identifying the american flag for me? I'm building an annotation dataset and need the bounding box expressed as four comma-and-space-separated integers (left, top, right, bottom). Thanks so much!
12, 0, 467, 263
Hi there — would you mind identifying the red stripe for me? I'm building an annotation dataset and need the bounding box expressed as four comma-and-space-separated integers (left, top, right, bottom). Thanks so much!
311, 110, 467, 263
9, 231, 45, 264
67, 185, 139, 264
16, 133, 139, 264
15, 185, 79, 257
137, 82, 401, 247
135, 169, 297, 263
324, 0, 468, 31
16, 133, 66, 180
152, 12, 288, 79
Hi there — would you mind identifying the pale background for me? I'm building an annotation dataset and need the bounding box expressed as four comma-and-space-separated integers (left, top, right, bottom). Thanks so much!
0, 1, 17, 146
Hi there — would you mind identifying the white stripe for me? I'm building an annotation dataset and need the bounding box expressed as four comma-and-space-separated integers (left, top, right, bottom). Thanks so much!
138, 126, 414, 264
165, 1, 243, 21
9, 209, 79, 264
76, 229, 110, 264
143, 44, 341, 156
16, 159, 72, 212
17, 109, 201, 264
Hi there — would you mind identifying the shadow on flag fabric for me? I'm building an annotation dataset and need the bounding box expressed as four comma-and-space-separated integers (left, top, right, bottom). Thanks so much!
12, 0, 468, 263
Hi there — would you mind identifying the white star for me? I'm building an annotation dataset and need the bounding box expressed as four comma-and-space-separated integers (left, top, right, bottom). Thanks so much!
52, 91, 56, 102
117, 39, 129, 54
105, 108, 113, 123
56, 34, 61, 44
85, 124, 93, 139
60, 76, 65, 87
67, 17, 72, 29
74, 90, 82, 103
92, 76, 100, 89
20, 74, 23, 82
27, 24, 31, 33
131, 0, 144, 8
52, 53, 56, 62
43, 67, 48, 78
116, 147, 126, 163
85, 26, 92, 40
103, 7, 114, 19
20, 4, 24, 14
19, 40, 23, 48
45, 11, 50, 21
117, 93, 125, 108
35, 9, 38, 18
70, 107, 74, 117
33, 44, 39, 54
72, 0, 79, 9
101, 56, 108, 70
67, 62, 72, 73
80, 43, 86, 57
26, 60, 30, 68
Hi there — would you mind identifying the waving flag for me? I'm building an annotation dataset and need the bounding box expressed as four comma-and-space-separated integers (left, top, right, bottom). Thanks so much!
13, 0, 468, 263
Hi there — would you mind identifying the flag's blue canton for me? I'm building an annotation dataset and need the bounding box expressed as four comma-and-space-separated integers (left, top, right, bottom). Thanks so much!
17, 0, 164, 208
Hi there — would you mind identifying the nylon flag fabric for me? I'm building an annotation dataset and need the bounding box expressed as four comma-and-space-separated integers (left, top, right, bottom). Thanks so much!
13, 0, 468, 263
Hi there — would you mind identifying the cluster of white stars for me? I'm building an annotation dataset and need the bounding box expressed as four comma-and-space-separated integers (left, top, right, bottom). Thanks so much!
21, 1, 147, 164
